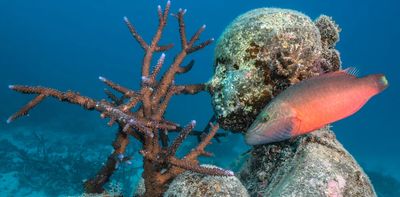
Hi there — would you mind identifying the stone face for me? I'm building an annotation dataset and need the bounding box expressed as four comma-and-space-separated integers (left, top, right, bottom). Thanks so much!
208, 8, 341, 132
164, 165, 249, 197
238, 128, 376, 197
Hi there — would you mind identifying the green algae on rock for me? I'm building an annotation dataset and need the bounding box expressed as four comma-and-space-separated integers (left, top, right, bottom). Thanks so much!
208, 8, 341, 132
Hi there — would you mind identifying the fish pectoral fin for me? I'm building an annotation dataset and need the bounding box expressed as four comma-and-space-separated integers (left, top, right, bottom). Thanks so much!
291, 116, 302, 134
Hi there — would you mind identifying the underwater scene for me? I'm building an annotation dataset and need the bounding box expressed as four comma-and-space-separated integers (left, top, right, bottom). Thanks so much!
0, 0, 399, 196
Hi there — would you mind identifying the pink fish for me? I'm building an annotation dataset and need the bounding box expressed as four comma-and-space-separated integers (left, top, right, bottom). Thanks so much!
245, 68, 388, 145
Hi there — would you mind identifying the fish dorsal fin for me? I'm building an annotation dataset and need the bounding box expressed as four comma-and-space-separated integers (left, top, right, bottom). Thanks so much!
312, 67, 359, 80
342, 67, 360, 77
283, 67, 360, 94
298, 67, 358, 84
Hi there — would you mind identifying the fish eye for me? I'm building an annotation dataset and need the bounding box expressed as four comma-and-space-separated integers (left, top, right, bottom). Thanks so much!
262, 114, 270, 122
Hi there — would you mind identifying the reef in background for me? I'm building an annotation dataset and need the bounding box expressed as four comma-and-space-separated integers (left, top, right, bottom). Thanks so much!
209, 8, 341, 132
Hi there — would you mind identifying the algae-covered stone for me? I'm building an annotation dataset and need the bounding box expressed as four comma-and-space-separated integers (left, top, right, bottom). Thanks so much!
315, 15, 341, 48
208, 8, 341, 132
238, 127, 376, 197
164, 165, 249, 197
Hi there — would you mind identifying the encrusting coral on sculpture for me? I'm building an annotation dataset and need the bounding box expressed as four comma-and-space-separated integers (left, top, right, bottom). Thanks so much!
7, 1, 232, 196
208, 8, 342, 132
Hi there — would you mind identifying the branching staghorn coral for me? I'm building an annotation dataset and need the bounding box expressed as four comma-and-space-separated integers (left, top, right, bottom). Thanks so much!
7, 1, 232, 196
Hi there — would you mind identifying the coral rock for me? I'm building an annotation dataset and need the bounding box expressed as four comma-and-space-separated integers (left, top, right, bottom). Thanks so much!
315, 15, 341, 48
164, 165, 249, 197
208, 8, 341, 132
238, 128, 376, 197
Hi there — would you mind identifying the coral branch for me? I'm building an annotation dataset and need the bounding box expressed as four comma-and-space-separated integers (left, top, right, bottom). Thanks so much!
160, 130, 169, 147
8, 2, 229, 197
175, 83, 206, 94
120, 96, 140, 112
7, 94, 45, 123
153, 84, 185, 119
104, 89, 123, 105
158, 123, 232, 185
147, 53, 166, 86
99, 76, 138, 98
186, 123, 219, 160
95, 101, 178, 131
155, 44, 174, 52
8, 85, 97, 123
188, 24, 206, 48
174, 8, 188, 49
166, 120, 196, 157
124, 17, 149, 50
170, 125, 227, 142
142, 1, 171, 77
151, 15, 210, 107
84, 130, 129, 193
177, 60, 194, 74
187, 38, 214, 54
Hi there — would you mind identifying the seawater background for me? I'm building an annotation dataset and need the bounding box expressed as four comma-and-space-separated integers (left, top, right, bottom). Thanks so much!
0, 0, 399, 196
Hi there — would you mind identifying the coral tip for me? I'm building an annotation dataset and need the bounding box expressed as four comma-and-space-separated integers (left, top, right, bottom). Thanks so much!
8, 85, 15, 89
98, 76, 106, 82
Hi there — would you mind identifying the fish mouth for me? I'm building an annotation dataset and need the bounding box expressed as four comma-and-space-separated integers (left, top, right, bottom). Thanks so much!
245, 132, 263, 145
245, 121, 270, 145
245, 129, 276, 145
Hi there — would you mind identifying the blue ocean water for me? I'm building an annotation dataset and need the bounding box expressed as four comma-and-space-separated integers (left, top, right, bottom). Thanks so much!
0, 0, 399, 196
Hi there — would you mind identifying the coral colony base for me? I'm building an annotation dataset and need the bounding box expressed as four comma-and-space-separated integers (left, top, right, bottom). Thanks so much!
8, 1, 232, 196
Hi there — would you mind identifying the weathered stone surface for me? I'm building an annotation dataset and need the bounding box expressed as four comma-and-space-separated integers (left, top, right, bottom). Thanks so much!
238, 128, 376, 197
164, 165, 249, 197
208, 8, 341, 132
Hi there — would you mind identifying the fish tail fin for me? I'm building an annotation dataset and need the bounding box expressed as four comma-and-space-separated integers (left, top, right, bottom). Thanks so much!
367, 74, 389, 93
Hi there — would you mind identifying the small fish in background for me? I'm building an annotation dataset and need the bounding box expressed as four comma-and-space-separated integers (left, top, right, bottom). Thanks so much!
245, 68, 388, 145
